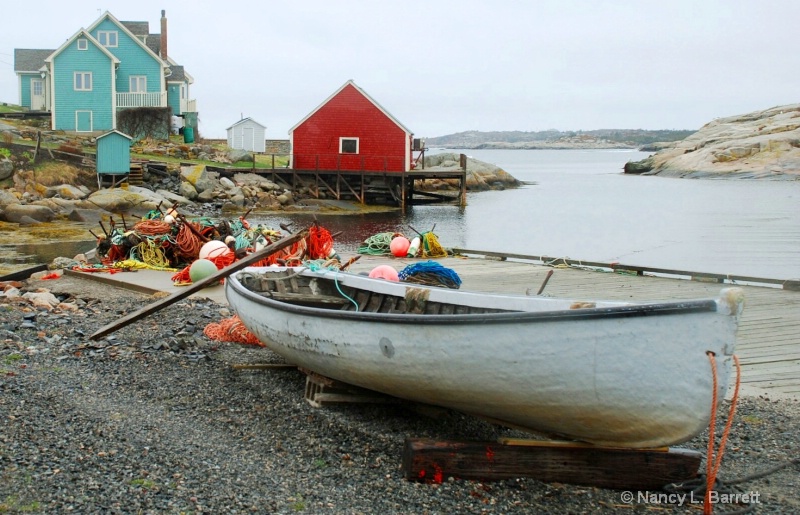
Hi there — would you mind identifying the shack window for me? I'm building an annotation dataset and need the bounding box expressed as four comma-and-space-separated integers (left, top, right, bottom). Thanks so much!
340, 137, 359, 154
77, 38, 88, 50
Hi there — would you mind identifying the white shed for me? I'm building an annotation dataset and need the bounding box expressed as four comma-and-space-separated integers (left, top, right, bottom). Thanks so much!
226, 117, 267, 152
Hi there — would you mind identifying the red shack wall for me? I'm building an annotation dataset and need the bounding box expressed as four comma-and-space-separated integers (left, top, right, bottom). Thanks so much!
292, 84, 409, 172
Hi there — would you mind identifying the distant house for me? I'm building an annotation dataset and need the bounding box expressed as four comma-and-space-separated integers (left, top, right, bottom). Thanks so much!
227, 117, 267, 153
13, 10, 196, 133
289, 80, 414, 172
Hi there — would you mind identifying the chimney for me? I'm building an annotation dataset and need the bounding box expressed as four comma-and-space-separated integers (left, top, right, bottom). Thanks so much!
160, 10, 168, 60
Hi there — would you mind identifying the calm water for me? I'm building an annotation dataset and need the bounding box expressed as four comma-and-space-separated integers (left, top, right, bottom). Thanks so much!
252, 149, 800, 280
5, 149, 798, 280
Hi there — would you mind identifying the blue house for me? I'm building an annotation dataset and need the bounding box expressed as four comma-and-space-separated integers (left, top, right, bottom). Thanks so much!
13, 10, 196, 133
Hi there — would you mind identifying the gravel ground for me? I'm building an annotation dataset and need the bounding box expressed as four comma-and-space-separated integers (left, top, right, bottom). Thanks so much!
1, 274, 798, 514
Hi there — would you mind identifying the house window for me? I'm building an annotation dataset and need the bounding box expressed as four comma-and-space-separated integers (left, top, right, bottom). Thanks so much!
180, 84, 186, 99
130, 76, 147, 93
77, 38, 88, 50
74, 72, 92, 91
97, 31, 118, 47
340, 137, 359, 154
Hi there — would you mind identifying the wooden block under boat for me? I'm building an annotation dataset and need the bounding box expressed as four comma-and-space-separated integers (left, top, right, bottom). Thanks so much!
302, 369, 398, 408
402, 437, 701, 490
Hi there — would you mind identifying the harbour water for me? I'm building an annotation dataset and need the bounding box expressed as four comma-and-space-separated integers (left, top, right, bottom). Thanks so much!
3, 149, 798, 280
252, 149, 800, 281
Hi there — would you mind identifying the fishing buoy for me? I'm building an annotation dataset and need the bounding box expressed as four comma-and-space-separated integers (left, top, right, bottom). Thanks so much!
199, 240, 231, 260
189, 258, 218, 283
390, 236, 410, 257
163, 214, 175, 224
368, 265, 399, 282
407, 237, 421, 258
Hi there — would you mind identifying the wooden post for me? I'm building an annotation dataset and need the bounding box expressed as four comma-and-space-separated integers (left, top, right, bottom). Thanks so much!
402, 438, 701, 490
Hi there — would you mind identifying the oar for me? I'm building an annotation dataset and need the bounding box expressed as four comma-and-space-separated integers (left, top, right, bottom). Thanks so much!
89, 228, 309, 340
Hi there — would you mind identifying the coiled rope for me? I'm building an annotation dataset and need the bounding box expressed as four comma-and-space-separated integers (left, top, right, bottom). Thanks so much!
358, 232, 401, 255
421, 231, 448, 258
399, 261, 462, 289
203, 315, 264, 346
306, 225, 334, 259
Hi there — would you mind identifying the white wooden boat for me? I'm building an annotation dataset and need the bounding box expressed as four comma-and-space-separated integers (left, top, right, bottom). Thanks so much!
225, 266, 744, 448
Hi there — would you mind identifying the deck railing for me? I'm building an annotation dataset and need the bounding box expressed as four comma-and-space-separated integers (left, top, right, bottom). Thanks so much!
291, 153, 407, 172
116, 92, 167, 108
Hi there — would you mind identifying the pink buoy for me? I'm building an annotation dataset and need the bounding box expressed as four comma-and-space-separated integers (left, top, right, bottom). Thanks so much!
368, 265, 399, 282
389, 236, 410, 257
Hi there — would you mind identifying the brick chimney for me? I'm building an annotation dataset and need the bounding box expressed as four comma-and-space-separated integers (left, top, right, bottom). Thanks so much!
160, 10, 168, 60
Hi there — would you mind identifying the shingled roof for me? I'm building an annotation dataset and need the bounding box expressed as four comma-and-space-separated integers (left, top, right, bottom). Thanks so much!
121, 21, 149, 36
14, 48, 55, 72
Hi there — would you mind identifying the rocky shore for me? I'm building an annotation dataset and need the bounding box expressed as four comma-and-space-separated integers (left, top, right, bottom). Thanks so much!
1, 271, 799, 514
624, 104, 800, 179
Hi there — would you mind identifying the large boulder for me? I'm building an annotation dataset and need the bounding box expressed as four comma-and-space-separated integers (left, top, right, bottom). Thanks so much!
1, 203, 56, 223
227, 149, 253, 163
626, 104, 800, 179
155, 189, 194, 208
44, 184, 88, 200
422, 152, 522, 190
0, 158, 13, 180
180, 165, 216, 193
80, 186, 169, 213
0, 189, 20, 207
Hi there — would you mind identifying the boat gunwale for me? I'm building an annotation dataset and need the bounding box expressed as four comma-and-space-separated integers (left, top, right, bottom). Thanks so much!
226, 272, 720, 325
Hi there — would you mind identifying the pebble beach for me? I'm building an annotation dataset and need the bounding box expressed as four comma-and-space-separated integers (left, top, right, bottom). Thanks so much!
1, 272, 799, 514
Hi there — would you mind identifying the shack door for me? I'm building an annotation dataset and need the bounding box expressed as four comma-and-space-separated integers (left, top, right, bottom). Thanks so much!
76, 110, 93, 132
30, 79, 45, 110
243, 126, 254, 151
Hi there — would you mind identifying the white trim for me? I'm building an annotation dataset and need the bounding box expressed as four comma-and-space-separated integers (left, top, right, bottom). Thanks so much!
289, 80, 413, 136
77, 38, 88, 50
339, 137, 359, 154
87, 12, 168, 67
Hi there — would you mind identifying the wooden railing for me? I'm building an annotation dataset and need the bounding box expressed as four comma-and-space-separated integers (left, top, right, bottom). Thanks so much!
116, 92, 167, 108
181, 98, 197, 114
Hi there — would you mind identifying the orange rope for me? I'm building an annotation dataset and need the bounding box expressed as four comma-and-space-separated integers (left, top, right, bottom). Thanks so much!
176, 222, 204, 259
306, 225, 334, 259
203, 315, 264, 346
704, 352, 741, 515
133, 219, 172, 235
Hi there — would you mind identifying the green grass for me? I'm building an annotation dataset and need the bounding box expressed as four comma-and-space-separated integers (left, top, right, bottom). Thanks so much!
0, 103, 23, 114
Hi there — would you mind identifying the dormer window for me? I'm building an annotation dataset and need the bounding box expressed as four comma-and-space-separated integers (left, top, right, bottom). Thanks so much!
97, 31, 118, 47
77, 38, 88, 50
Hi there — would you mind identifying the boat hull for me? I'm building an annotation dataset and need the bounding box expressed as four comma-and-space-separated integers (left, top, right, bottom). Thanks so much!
225, 267, 742, 448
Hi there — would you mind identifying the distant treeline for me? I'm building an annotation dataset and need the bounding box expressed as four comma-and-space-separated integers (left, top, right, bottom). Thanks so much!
426, 129, 695, 148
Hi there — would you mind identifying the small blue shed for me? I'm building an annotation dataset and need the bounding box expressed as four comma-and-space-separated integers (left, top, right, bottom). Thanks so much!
96, 130, 133, 188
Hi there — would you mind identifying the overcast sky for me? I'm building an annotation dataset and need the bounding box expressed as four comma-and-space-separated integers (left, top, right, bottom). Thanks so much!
1, 0, 798, 139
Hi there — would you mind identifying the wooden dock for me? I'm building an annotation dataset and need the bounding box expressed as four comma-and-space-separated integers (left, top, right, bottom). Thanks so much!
345, 253, 800, 397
